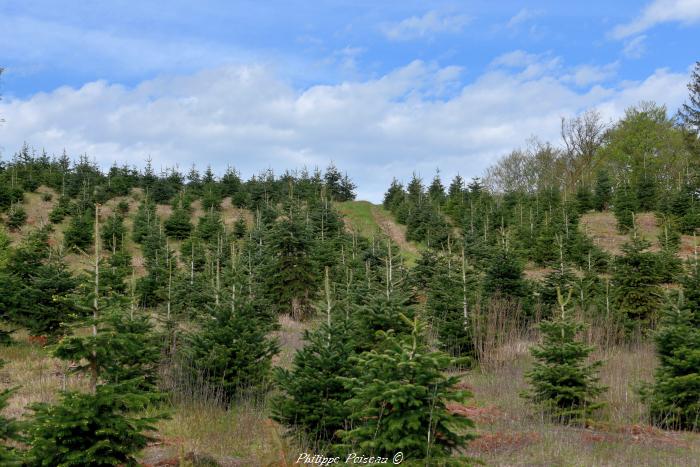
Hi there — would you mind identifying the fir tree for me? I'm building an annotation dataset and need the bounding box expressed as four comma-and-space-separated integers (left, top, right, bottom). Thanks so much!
26, 381, 161, 466
613, 183, 637, 233
636, 174, 658, 212
185, 302, 278, 401
101, 212, 126, 252
642, 264, 700, 430
678, 61, 700, 133
523, 288, 606, 423
425, 250, 478, 358
483, 247, 528, 302
26, 206, 165, 465
575, 184, 594, 213
163, 201, 193, 240
612, 235, 664, 329
263, 216, 317, 320
64, 209, 94, 251
337, 316, 475, 462
6, 204, 27, 230
131, 197, 156, 244
383, 178, 405, 211
273, 278, 357, 446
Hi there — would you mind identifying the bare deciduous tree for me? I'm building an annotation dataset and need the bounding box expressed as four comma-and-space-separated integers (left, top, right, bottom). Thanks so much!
560, 109, 608, 185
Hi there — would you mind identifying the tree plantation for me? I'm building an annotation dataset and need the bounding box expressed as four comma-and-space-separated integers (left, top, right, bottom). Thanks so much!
0, 63, 700, 466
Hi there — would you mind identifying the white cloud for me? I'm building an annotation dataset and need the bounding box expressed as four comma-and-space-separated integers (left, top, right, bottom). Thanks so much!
506, 8, 543, 28
0, 61, 690, 202
381, 11, 470, 41
563, 62, 620, 86
490, 50, 562, 79
611, 0, 700, 39
622, 35, 647, 59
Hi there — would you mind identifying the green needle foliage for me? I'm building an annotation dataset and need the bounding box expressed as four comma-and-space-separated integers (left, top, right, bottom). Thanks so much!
185, 302, 279, 402
337, 315, 475, 463
523, 288, 606, 423
26, 381, 161, 467
163, 200, 192, 240
272, 316, 357, 447
642, 265, 700, 431
612, 235, 664, 330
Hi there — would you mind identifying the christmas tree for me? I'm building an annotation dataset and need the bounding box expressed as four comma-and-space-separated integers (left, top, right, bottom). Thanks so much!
523, 287, 605, 423
337, 315, 475, 462
643, 263, 700, 430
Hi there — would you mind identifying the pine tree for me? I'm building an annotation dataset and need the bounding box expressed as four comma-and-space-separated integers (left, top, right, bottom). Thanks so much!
26, 206, 164, 465
523, 288, 606, 423
185, 302, 278, 401
64, 209, 94, 251
273, 296, 357, 446
678, 61, 700, 133
612, 235, 664, 329
6, 204, 27, 230
483, 247, 528, 303
643, 263, 700, 430
101, 212, 126, 252
593, 170, 612, 211
337, 316, 475, 462
26, 381, 161, 466
613, 183, 637, 233
575, 184, 594, 213
163, 201, 193, 240
131, 197, 156, 244
263, 216, 317, 320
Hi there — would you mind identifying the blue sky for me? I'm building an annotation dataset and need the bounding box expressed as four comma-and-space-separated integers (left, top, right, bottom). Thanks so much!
1, 0, 699, 200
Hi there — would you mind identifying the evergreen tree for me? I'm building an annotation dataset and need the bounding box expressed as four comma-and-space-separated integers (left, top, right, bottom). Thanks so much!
613, 183, 636, 233
26, 208, 165, 465
131, 197, 156, 244
636, 174, 658, 212
593, 170, 612, 211
163, 202, 193, 240
185, 302, 278, 401
383, 178, 405, 211
6, 204, 27, 230
101, 212, 126, 252
643, 264, 700, 431
424, 251, 478, 358
26, 381, 161, 466
64, 210, 94, 251
337, 316, 475, 462
273, 313, 357, 446
263, 217, 317, 320
48, 195, 71, 224
483, 247, 528, 303
575, 184, 594, 213
678, 61, 700, 133
523, 288, 606, 423
612, 236, 664, 329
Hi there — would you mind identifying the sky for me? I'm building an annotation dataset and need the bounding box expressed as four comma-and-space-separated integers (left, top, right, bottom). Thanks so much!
0, 0, 699, 201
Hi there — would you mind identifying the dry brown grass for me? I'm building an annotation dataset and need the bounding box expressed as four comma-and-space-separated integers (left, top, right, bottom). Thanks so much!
580, 211, 697, 259
0, 330, 89, 420
461, 338, 700, 466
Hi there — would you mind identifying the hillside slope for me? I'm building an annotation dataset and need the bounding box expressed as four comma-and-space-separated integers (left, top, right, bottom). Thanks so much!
336, 200, 420, 263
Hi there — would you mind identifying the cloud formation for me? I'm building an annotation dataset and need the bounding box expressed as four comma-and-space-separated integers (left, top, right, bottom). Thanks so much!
612, 0, 700, 39
381, 11, 470, 41
0, 59, 690, 202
